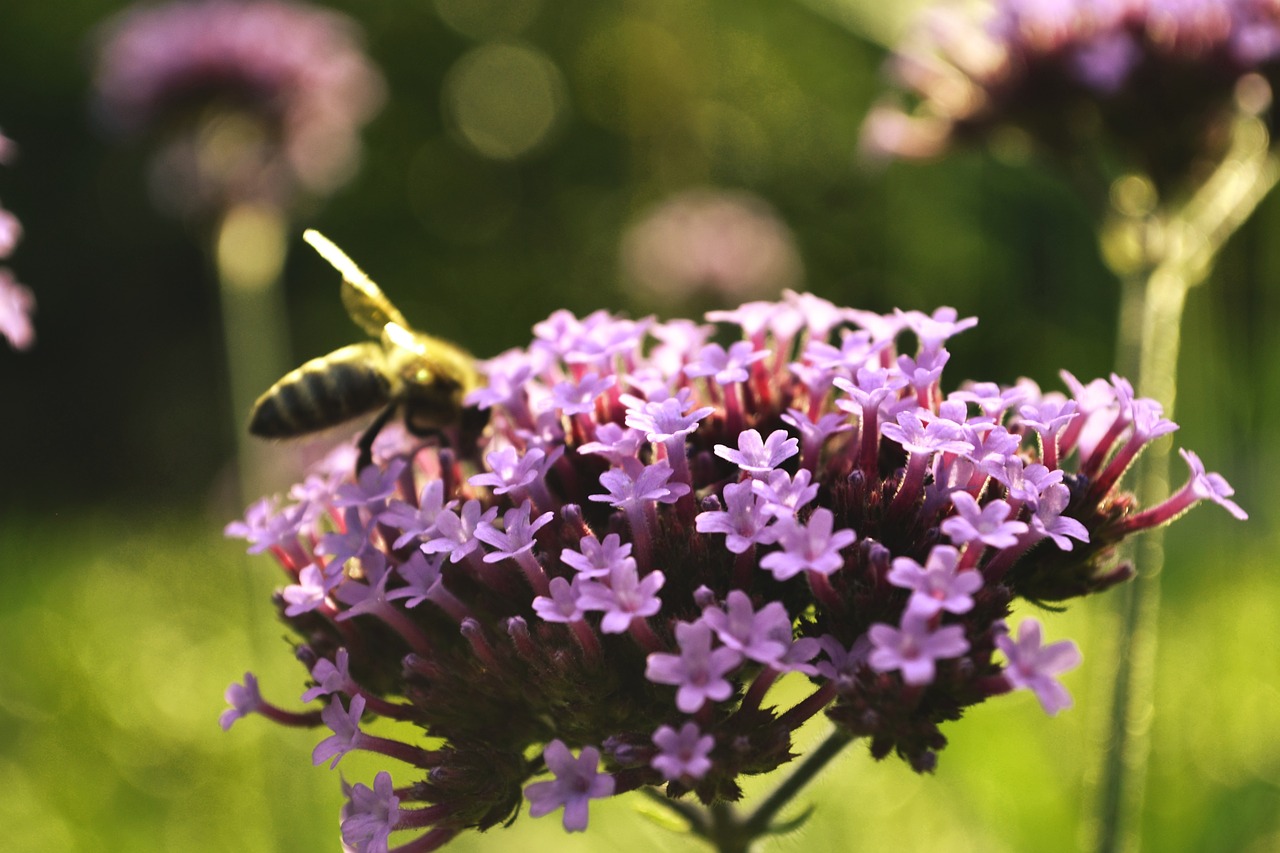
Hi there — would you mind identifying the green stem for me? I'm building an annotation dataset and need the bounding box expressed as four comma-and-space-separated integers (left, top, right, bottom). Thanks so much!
738, 728, 853, 840
642, 728, 854, 853
1093, 271, 1186, 853
213, 202, 292, 503
1092, 111, 1279, 853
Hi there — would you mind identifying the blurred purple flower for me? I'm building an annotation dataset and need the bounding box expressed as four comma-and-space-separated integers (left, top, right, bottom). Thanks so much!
0, 269, 35, 352
863, 0, 1280, 189
0, 130, 32, 351
93, 0, 384, 214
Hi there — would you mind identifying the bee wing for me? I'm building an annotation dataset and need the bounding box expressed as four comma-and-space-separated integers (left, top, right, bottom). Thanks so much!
383, 320, 427, 355
303, 229, 409, 338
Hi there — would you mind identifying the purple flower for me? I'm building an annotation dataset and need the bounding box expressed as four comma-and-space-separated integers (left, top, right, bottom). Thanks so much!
759, 508, 856, 580
645, 620, 743, 713
470, 446, 561, 495
782, 408, 852, 446
341, 772, 400, 853
750, 468, 819, 519
282, 562, 341, 616
1030, 484, 1090, 550
996, 619, 1082, 715
887, 545, 982, 618
524, 741, 615, 832
318, 507, 371, 571
385, 552, 445, 609
379, 481, 454, 549
475, 501, 554, 563
549, 372, 616, 416
651, 722, 715, 781
590, 461, 689, 511
804, 327, 887, 374
870, 607, 967, 686
952, 382, 1028, 422
714, 428, 799, 475
623, 394, 715, 442
576, 563, 665, 634
335, 459, 405, 508
940, 492, 1029, 549
1180, 449, 1248, 521
301, 648, 353, 703
1122, 448, 1249, 531
814, 635, 871, 692
686, 341, 770, 385
868, 613, 970, 687
695, 480, 777, 554
422, 499, 499, 563
532, 576, 586, 624
882, 410, 973, 457
701, 590, 790, 665
219, 672, 263, 730
313, 694, 366, 769
225, 495, 302, 555
706, 301, 787, 338
561, 532, 634, 580
576, 423, 646, 466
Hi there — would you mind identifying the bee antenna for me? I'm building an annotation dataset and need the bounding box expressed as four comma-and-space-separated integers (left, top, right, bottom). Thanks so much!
303, 229, 375, 290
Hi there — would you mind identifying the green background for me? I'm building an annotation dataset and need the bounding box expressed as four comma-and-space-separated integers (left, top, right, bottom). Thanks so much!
0, 0, 1276, 850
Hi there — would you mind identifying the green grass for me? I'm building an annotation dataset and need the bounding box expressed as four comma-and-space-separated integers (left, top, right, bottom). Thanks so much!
1, 509, 1276, 852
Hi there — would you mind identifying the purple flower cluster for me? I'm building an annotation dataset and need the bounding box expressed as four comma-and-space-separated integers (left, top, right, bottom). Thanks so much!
0, 129, 33, 352
93, 0, 384, 213
226, 292, 1243, 851
863, 0, 1280, 188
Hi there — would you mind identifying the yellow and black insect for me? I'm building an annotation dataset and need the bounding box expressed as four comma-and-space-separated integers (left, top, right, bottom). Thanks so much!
249, 230, 484, 471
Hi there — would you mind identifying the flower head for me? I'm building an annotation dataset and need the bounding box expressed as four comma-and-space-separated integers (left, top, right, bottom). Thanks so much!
864, 0, 1280, 189
227, 293, 1238, 847
92, 0, 384, 214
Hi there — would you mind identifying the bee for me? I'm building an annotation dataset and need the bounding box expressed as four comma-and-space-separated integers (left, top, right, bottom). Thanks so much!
249, 230, 484, 471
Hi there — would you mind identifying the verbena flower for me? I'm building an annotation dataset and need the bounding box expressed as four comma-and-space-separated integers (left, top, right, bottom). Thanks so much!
862, 0, 1280, 189
92, 0, 384, 215
226, 294, 1242, 850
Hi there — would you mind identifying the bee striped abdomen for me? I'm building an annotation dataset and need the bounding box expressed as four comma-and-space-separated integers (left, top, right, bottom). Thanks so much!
249, 342, 392, 438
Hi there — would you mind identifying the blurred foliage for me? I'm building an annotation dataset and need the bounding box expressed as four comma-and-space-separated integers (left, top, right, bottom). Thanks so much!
0, 0, 1277, 851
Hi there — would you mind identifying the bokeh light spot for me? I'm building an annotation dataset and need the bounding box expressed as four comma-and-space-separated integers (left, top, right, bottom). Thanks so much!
443, 42, 568, 161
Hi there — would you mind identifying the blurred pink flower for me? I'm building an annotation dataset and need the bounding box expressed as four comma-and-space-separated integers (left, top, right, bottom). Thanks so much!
0, 269, 35, 351
93, 0, 385, 214
0, 130, 16, 166
621, 189, 803, 301
0, 128, 31, 351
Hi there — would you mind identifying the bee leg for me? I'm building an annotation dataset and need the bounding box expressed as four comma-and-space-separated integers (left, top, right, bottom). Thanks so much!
356, 403, 399, 473
405, 420, 452, 450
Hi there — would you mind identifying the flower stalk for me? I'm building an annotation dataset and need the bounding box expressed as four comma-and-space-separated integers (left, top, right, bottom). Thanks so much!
1093, 101, 1279, 853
